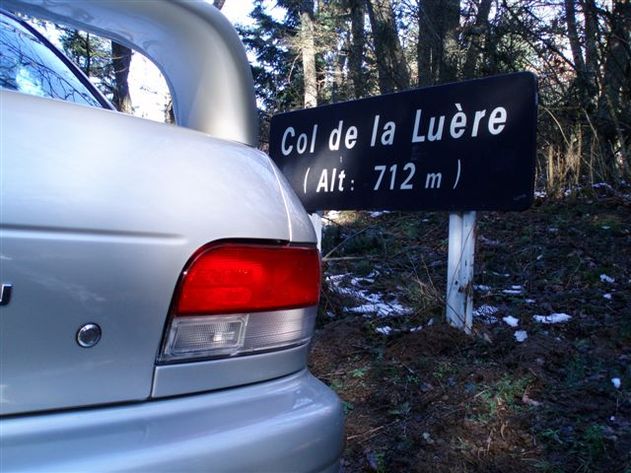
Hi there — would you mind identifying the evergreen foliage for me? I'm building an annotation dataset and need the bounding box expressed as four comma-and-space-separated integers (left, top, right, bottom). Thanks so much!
59, 28, 114, 97
239, 0, 630, 187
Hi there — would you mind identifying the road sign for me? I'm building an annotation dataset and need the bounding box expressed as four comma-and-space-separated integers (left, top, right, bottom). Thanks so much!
269, 72, 537, 212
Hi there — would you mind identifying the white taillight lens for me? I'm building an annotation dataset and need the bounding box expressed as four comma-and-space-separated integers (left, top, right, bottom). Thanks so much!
159, 309, 316, 362
164, 315, 247, 359
159, 243, 320, 363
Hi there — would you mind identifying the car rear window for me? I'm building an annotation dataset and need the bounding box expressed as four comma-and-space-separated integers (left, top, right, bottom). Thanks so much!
0, 13, 103, 107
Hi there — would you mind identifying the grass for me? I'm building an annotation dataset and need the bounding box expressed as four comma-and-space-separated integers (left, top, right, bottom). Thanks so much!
309, 187, 631, 473
469, 375, 532, 423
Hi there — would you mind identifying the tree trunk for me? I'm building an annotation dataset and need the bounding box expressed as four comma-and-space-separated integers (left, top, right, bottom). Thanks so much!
332, 46, 346, 103
582, 0, 599, 98
164, 98, 175, 124
564, 0, 593, 108
416, 0, 460, 85
597, 0, 631, 175
598, 0, 631, 123
366, 0, 410, 93
416, 0, 432, 86
111, 42, 133, 113
85, 33, 92, 76
462, 0, 492, 79
300, 1, 318, 108
348, 0, 367, 98
564, 0, 586, 75
438, 0, 459, 83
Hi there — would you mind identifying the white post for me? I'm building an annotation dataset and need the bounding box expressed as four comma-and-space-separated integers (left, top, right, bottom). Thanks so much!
446, 211, 476, 334
310, 212, 323, 251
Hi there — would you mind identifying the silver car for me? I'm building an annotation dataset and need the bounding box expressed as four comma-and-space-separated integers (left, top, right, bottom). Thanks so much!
0, 1, 344, 471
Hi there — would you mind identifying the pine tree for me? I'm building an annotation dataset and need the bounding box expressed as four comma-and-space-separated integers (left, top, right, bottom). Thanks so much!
238, 0, 304, 114
59, 28, 114, 96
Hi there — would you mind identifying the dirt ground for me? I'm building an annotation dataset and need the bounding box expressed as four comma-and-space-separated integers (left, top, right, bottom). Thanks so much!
309, 186, 631, 473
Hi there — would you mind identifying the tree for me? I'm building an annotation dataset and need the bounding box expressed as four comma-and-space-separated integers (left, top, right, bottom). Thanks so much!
462, 0, 492, 79
240, 2, 299, 109
111, 42, 132, 113
298, 0, 317, 108
416, 0, 460, 85
60, 28, 112, 87
59, 28, 135, 114
366, 0, 410, 92
596, 0, 631, 176
348, 0, 368, 98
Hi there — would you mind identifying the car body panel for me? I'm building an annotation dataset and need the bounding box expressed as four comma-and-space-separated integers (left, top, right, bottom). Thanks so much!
152, 337, 310, 398
0, 1, 344, 469
272, 163, 321, 243
0, 370, 344, 473
0, 90, 317, 415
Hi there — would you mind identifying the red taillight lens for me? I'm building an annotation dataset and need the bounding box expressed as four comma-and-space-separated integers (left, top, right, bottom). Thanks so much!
160, 243, 320, 363
176, 243, 321, 315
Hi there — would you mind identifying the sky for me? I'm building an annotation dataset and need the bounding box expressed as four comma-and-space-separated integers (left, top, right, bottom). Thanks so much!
128, 0, 280, 122
222, 1, 257, 26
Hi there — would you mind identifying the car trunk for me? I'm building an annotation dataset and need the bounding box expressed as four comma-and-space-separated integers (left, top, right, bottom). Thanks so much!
0, 91, 313, 415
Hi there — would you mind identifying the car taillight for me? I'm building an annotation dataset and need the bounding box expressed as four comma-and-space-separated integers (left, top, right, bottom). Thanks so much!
159, 243, 320, 363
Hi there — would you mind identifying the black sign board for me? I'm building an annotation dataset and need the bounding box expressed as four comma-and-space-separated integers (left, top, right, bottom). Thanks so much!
269, 72, 537, 212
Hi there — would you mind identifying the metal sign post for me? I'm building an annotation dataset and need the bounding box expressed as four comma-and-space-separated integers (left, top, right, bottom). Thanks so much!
446, 211, 476, 334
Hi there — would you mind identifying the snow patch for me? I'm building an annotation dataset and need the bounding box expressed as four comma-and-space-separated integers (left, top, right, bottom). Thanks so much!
350, 274, 376, 286
600, 274, 615, 284
479, 236, 501, 246
326, 273, 348, 282
503, 316, 519, 327
611, 378, 621, 389
533, 313, 572, 324
328, 273, 412, 318
368, 211, 390, 218
474, 305, 499, 324
603, 293, 612, 300
474, 284, 492, 292
514, 330, 528, 342
348, 301, 411, 318
475, 305, 499, 316
503, 285, 524, 295
375, 326, 392, 336
525, 299, 536, 304
323, 210, 342, 225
